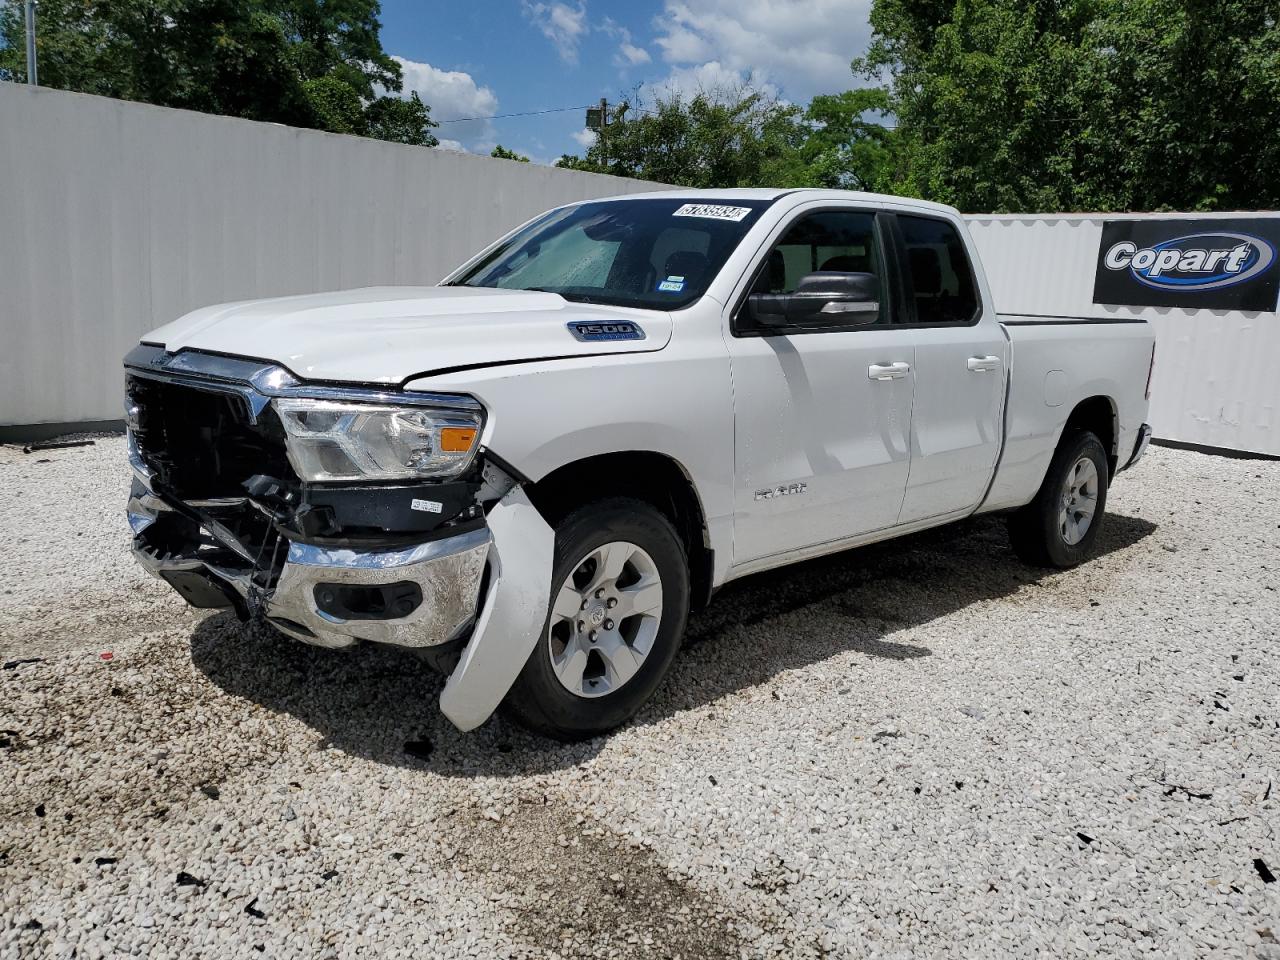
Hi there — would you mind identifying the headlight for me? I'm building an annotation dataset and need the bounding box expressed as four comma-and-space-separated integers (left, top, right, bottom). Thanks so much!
274, 398, 483, 482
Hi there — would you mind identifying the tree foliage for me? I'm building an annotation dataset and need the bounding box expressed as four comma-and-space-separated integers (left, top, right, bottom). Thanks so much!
0, 0, 437, 146
555, 87, 897, 192
858, 0, 1280, 211
490, 144, 530, 162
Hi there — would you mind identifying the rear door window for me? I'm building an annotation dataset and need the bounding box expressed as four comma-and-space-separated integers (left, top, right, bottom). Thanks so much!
898, 215, 979, 325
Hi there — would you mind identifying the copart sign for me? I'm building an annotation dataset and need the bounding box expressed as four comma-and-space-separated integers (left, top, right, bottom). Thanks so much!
1093, 218, 1280, 311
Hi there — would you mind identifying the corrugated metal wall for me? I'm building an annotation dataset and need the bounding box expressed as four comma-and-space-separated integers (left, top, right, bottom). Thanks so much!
0, 84, 666, 429
966, 214, 1280, 456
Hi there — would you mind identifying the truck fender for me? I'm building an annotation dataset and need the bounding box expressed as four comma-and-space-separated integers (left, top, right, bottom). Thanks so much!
438, 485, 554, 731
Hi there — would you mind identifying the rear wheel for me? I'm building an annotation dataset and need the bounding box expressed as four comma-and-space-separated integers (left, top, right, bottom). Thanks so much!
504, 498, 689, 741
1007, 430, 1109, 568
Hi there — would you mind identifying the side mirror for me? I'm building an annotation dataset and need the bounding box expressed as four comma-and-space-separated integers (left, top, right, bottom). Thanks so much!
747, 271, 881, 328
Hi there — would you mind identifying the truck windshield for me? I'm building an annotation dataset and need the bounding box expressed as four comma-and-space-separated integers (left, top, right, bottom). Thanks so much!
447, 197, 773, 310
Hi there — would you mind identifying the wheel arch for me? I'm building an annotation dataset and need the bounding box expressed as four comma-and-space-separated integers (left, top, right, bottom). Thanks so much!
523, 450, 715, 610
1061, 395, 1118, 478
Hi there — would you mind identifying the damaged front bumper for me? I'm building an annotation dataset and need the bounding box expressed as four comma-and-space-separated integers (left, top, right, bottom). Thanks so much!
128, 471, 553, 733
129, 487, 490, 650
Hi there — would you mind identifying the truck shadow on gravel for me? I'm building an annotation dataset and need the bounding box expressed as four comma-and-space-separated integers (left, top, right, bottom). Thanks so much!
190, 512, 1155, 775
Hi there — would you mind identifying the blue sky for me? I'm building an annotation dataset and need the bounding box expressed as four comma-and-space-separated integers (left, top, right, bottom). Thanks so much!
377, 0, 876, 164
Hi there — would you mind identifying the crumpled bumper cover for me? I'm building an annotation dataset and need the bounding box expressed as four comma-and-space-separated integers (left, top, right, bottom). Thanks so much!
129, 492, 490, 651
128, 482, 556, 732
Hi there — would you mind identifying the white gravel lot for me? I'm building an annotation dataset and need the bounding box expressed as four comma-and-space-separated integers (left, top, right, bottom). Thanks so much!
1, 436, 1278, 959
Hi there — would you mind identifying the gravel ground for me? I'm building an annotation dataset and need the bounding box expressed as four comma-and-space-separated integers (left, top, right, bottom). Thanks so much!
1, 436, 1278, 959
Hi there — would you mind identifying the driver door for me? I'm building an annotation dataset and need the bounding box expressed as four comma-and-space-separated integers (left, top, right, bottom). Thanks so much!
725, 208, 915, 566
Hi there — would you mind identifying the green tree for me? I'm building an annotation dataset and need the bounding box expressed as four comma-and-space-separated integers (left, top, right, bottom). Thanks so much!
769, 89, 899, 191
554, 86, 897, 191
0, 0, 437, 146
554, 88, 797, 187
858, 0, 1280, 211
490, 144, 530, 162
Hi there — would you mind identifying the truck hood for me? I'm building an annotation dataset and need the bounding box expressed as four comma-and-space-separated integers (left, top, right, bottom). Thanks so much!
143, 286, 672, 384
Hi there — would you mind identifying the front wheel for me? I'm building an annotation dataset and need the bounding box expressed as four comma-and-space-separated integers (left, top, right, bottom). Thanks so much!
1007, 430, 1110, 568
504, 498, 690, 741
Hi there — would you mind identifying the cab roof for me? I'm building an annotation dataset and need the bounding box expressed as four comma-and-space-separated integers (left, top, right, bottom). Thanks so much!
587, 187, 961, 218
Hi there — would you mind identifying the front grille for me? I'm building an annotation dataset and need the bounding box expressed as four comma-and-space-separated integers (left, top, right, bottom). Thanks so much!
126, 374, 296, 500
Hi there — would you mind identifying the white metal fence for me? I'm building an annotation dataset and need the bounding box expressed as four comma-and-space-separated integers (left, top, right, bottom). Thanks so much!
966, 215, 1280, 457
0, 84, 664, 430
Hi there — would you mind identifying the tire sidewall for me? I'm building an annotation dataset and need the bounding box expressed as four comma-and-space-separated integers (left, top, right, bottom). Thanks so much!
1041, 432, 1109, 567
507, 499, 690, 739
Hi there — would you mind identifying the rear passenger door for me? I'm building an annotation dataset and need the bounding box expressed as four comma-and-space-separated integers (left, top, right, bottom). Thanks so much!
892, 213, 1008, 523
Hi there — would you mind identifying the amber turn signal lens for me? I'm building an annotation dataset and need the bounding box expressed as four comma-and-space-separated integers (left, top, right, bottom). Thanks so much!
440, 426, 478, 452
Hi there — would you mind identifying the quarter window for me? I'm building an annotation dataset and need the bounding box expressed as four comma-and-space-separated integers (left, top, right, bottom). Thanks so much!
898, 215, 979, 324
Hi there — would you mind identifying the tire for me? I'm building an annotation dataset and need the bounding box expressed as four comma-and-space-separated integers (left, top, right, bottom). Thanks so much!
1007, 430, 1110, 568
504, 497, 690, 741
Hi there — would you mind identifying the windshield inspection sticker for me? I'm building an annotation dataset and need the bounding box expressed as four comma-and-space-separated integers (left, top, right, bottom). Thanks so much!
657, 275, 686, 292
672, 203, 752, 222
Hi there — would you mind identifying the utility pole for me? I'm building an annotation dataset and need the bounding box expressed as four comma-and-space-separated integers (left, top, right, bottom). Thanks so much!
587, 97, 621, 167
24, 1, 39, 86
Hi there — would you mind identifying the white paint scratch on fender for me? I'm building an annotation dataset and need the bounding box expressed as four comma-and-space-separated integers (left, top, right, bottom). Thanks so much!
439, 486, 554, 731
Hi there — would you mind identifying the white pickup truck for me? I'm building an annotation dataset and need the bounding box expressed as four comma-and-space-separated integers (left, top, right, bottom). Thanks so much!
124, 189, 1155, 739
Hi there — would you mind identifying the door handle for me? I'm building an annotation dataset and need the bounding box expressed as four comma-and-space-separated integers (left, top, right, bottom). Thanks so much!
868, 361, 911, 381
966, 355, 1002, 373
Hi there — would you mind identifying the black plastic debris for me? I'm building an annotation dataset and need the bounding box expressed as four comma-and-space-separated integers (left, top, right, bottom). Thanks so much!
95, 857, 118, 866
34, 804, 45, 818
200, 784, 220, 800
22, 439, 96, 453
403, 738, 434, 761
176, 871, 206, 887
1256, 859, 1277, 884
708, 775, 718, 786
1164, 784, 1213, 801
1077, 832, 1095, 845
321, 870, 339, 881
3, 658, 43, 670
391, 852, 405, 861
244, 897, 266, 919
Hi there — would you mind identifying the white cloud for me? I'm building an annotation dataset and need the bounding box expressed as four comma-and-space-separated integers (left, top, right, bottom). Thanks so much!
522, 1, 589, 63
435, 138, 466, 153
391, 56, 499, 151
601, 17, 653, 68
650, 0, 874, 100
570, 128, 598, 149
617, 42, 652, 66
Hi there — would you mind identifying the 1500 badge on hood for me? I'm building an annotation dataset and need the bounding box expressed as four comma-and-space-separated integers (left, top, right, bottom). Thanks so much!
1093, 217, 1280, 311
567, 321, 646, 342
